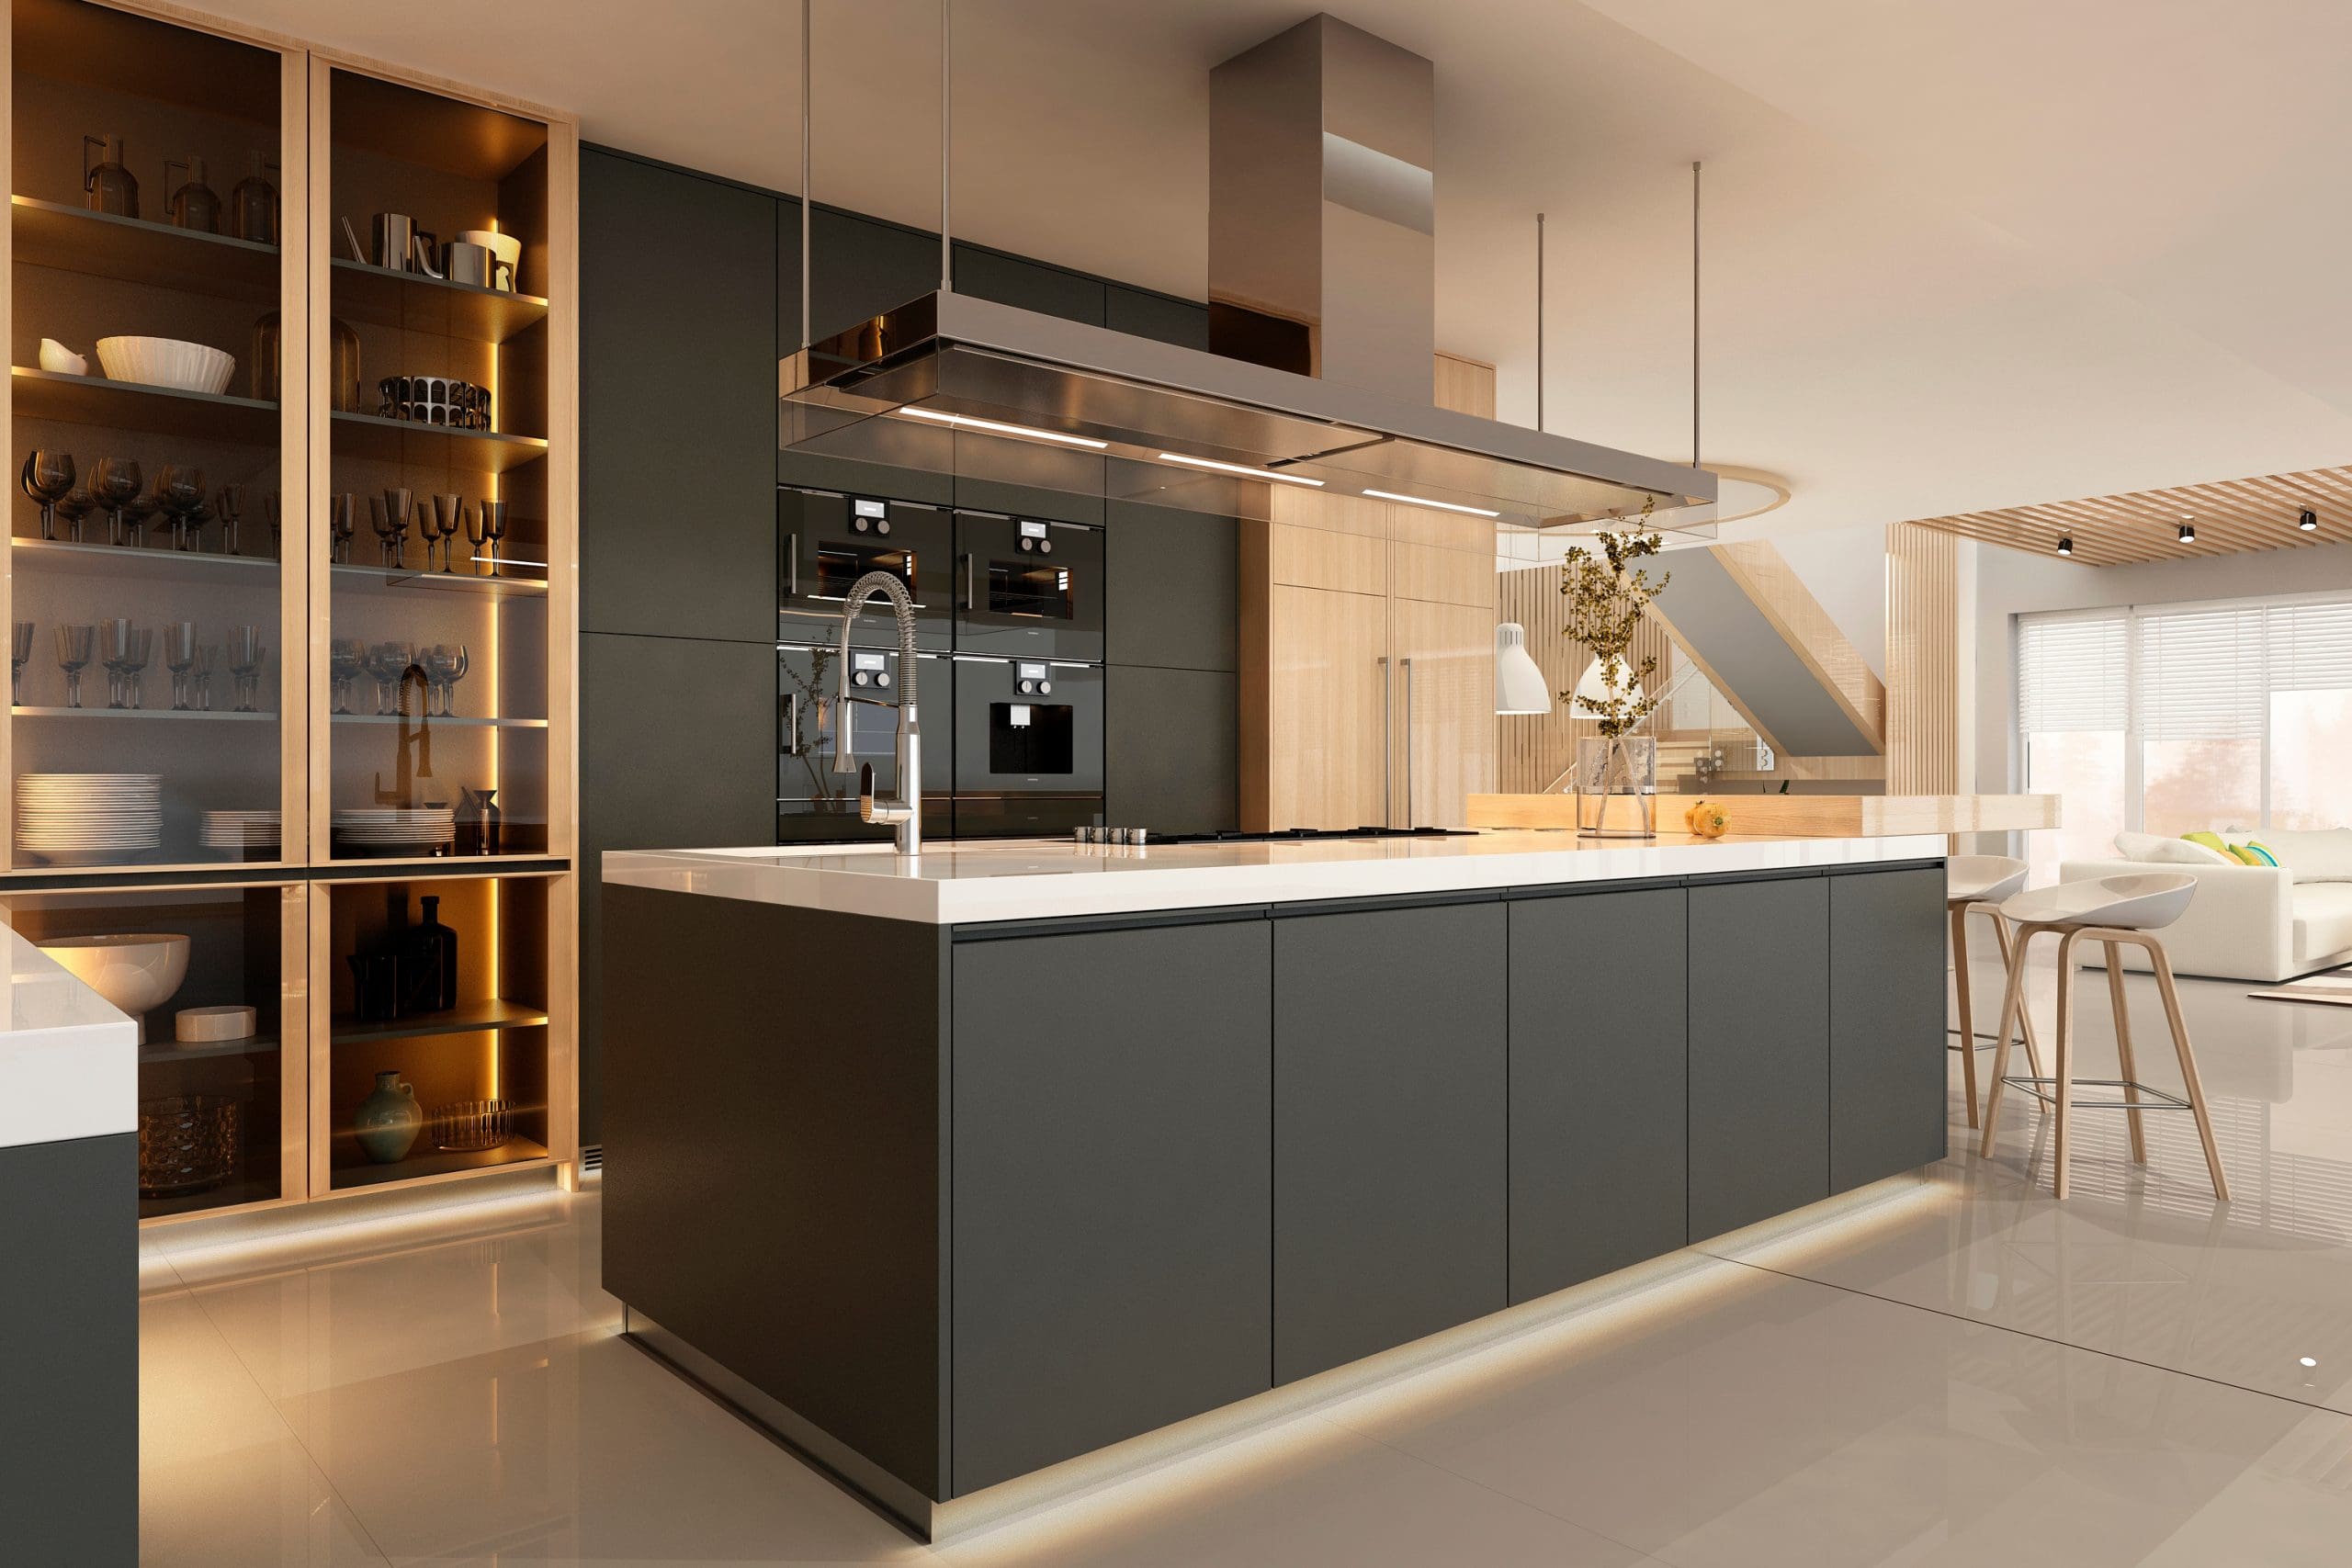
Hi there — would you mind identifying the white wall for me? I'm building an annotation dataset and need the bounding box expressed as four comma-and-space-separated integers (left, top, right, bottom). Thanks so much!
1766, 524, 1888, 680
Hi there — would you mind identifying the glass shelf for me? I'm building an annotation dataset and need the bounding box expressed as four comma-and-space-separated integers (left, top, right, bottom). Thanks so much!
13, 366, 277, 443
141, 1034, 280, 1066
14, 537, 280, 576
330, 257, 548, 343
329, 997, 548, 1046
330, 1134, 549, 1190
330, 713, 546, 729
11, 195, 277, 299
330, 561, 547, 595
14, 706, 275, 720
330, 410, 548, 473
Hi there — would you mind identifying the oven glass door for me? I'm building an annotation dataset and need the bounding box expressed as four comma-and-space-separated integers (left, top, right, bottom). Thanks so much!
953, 657, 1105, 836
779, 490, 953, 649
952, 513, 1105, 660
777, 645, 952, 842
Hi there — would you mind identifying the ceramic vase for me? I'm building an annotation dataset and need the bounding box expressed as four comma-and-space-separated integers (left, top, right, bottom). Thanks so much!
355, 1071, 421, 1164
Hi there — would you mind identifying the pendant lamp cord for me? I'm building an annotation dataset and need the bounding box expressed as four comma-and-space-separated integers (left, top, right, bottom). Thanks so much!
941, 0, 953, 290
798, 0, 812, 351
1691, 160, 1702, 468
1535, 212, 1546, 434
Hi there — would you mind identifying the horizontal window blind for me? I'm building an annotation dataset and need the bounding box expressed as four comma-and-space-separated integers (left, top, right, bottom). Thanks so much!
2266, 601, 2352, 692
2018, 613, 2128, 732
2137, 605, 2266, 740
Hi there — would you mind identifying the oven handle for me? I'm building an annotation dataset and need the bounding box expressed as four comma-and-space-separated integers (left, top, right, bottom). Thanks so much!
962, 551, 976, 613
780, 689, 797, 755
786, 533, 797, 600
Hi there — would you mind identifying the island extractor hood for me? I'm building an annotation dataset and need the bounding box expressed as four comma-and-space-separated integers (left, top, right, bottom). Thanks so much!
780, 14, 1713, 531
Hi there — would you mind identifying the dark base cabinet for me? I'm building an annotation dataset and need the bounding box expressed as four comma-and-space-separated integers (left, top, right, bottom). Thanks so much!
1272, 900, 1508, 1382
1509, 886, 1690, 1302
0, 1134, 136, 1565
600, 858, 1949, 1532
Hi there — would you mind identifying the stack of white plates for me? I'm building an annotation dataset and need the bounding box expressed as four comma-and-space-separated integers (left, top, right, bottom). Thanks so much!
333, 807, 454, 855
17, 773, 164, 865
201, 809, 281, 853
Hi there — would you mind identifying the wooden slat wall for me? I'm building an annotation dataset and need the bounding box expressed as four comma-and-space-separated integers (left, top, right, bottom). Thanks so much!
1904, 463, 2352, 567
1497, 566, 1674, 794
1886, 522, 1959, 793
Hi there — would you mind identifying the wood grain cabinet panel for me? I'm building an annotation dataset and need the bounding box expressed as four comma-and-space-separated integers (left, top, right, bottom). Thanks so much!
1271, 524, 1390, 595
1393, 539, 1496, 607
1394, 598, 1496, 828
1265, 585, 1393, 829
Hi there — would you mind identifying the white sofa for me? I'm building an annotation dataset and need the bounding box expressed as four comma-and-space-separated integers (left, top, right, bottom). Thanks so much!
2062, 829, 2352, 982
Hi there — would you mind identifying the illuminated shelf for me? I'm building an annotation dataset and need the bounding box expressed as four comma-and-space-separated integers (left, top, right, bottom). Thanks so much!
15, 537, 280, 576
329, 1134, 550, 1190
331, 257, 548, 342
14, 705, 274, 720
328, 997, 549, 1046
12, 195, 277, 299
13, 366, 277, 443
330, 712, 547, 728
330, 410, 548, 473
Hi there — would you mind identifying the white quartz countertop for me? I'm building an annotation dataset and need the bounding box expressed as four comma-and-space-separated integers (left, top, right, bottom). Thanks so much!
604, 830, 1950, 926
0, 924, 137, 1150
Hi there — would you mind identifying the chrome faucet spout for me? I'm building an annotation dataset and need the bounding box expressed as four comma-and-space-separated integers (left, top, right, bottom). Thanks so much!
834, 570, 922, 853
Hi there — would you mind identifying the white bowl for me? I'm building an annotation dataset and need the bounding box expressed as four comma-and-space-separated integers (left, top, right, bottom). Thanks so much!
95, 335, 235, 395
39, 932, 191, 1041
37, 337, 87, 376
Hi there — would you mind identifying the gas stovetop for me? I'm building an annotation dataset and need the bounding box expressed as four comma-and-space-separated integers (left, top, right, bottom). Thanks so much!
1148, 826, 1479, 847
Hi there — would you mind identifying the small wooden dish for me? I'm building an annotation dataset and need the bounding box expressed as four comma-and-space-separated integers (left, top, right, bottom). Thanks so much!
174, 1005, 257, 1043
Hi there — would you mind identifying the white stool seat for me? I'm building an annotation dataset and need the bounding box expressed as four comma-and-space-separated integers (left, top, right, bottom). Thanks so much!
1999, 872, 2195, 931
1949, 853, 2029, 906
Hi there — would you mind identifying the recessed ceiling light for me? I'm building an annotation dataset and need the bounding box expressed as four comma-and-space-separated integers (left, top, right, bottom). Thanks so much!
2301, 509, 2320, 532
900, 406, 1109, 450
1153, 452, 1325, 487
2056, 536, 2074, 557
2178, 518, 2197, 543
2301, 1356, 2319, 1367
1363, 488, 1504, 518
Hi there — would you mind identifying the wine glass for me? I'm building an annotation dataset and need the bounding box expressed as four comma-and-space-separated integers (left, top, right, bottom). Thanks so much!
53, 625, 94, 708
97, 617, 136, 708
11, 621, 31, 705
163, 622, 198, 710
364, 640, 413, 716
188, 645, 217, 712
54, 485, 96, 544
154, 464, 205, 550
226, 625, 267, 714
20, 451, 74, 540
89, 457, 141, 547
327, 492, 356, 564
120, 626, 153, 709
379, 487, 413, 568
474, 499, 509, 577
328, 637, 365, 715
214, 484, 245, 556
432, 493, 463, 572
423, 643, 469, 716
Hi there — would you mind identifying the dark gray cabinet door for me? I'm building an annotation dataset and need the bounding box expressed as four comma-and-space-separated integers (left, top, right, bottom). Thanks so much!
952, 919, 1272, 1495
1830, 865, 1951, 1191
1272, 900, 1509, 1382
954, 244, 1105, 325
581, 151, 777, 643
1104, 500, 1238, 672
0, 1134, 134, 1565
1106, 285, 1210, 349
1509, 887, 1689, 1302
1688, 875, 1831, 1240
808, 208, 937, 343
1105, 667, 1236, 836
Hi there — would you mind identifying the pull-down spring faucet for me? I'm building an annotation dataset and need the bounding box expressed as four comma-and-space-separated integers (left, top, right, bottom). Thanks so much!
833, 570, 922, 853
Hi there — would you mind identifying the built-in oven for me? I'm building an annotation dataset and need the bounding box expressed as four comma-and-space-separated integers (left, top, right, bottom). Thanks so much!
777, 641, 953, 843
779, 489, 953, 650
952, 655, 1105, 838
952, 512, 1105, 661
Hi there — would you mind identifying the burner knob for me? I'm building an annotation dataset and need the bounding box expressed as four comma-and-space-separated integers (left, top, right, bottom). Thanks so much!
1038, 537, 1054, 555
853, 516, 870, 533
1018, 536, 1035, 553
876, 671, 892, 688
1017, 679, 1036, 694
876, 518, 891, 536
1037, 680, 1053, 695
852, 671, 870, 687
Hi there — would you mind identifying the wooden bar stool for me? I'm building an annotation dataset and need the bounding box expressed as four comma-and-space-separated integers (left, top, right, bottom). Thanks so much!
1977, 872, 2229, 1201
1948, 854, 2043, 1127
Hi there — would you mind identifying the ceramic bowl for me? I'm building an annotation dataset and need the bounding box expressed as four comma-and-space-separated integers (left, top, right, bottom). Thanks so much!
37, 337, 87, 376
40, 932, 191, 1040
95, 335, 235, 395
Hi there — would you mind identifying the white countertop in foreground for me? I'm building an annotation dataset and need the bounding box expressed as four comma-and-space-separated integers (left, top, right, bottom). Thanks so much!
0, 925, 136, 1150
604, 831, 1949, 926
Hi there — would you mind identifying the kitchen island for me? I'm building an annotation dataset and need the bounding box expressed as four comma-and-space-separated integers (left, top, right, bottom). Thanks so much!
600, 830, 1951, 1538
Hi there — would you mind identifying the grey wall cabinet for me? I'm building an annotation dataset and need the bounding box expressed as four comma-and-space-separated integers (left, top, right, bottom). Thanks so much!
1105, 667, 1237, 835
581, 151, 778, 644
1103, 500, 1238, 673
1106, 284, 1210, 349
1688, 875, 1832, 1240
951, 919, 1274, 1495
1508, 886, 1690, 1302
1272, 899, 1509, 1382
1829, 866, 1951, 1191
953, 244, 1105, 325
805, 206, 938, 344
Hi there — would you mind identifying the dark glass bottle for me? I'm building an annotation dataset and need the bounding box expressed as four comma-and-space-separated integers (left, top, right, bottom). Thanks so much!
82, 134, 138, 218
412, 895, 459, 1012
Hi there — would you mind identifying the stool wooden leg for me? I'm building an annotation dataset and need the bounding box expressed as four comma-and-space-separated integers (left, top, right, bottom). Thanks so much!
1991, 911, 2045, 1081
1951, 903, 1980, 1128
2052, 931, 2082, 1199
2146, 938, 2230, 1202
1978, 924, 2037, 1158
2104, 940, 2147, 1165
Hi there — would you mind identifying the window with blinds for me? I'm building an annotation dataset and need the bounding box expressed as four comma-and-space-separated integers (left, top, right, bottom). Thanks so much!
2266, 601, 2352, 692
2136, 605, 2266, 741
2017, 613, 2128, 732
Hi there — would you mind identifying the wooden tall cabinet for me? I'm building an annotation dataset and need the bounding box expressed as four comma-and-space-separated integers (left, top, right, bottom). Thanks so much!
1, 0, 579, 1225
1242, 488, 1496, 831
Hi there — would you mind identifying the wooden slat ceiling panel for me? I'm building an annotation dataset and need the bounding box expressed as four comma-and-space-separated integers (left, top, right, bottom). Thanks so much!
1904, 465, 2352, 566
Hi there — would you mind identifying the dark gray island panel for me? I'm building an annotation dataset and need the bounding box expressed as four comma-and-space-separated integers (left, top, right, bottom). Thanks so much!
1509, 886, 1690, 1302
951, 918, 1274, 1495
1829, 865, 1951, 1191
1688, 874, 1832, 1240
1272, 899, 1509, 1382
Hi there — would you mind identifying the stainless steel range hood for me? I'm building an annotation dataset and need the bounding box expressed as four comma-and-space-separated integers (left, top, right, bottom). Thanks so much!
779, 14, 1714, 531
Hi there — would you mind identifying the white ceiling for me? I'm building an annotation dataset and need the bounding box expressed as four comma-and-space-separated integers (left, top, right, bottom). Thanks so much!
205, 0, 2352, 539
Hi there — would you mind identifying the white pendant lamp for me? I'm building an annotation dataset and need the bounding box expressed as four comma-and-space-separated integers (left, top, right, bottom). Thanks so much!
1495, 623, 1553, 715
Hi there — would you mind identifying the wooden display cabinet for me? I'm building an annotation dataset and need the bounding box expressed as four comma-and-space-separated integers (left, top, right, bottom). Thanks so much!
0, 0, 578, 1227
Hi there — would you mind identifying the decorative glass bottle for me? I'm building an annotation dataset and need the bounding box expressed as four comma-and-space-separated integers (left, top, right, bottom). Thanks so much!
82, 134, 137, 218
164, 155, 220, 232
230, 152, 278, 243
411, 895, 459, 1012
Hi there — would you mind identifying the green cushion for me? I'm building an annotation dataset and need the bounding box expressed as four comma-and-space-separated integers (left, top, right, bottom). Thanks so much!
2183, 830, 2230, 857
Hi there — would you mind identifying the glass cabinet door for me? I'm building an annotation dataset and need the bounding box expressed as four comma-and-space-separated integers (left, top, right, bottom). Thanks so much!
319, 66, 552, 866
6, 0, 302, 873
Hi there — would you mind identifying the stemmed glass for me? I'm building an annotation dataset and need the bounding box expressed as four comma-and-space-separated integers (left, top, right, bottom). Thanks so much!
55, 485, 96, 544
422, 643, 469, 716
11, 621, 32, 705
327, 493, 356, 564
266, 490, 284, 559
430, 493, 463, 572
53, 625, 94, 708
20, 451, 74, 540
215, 484, 245, 556
122, 480, 159, 548
187, 646, 216, 712
226, 626, 267, 714
163, 622, 199, 710
328, 637, 365, 715
378, 487, 413, 568
99, 619, 149, 709
364, 640, 414, 716
89, 457, 141, 547
154, 464, 205, 551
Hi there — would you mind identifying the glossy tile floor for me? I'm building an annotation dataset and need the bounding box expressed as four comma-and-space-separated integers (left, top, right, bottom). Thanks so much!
139, 949, 2352, 1566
